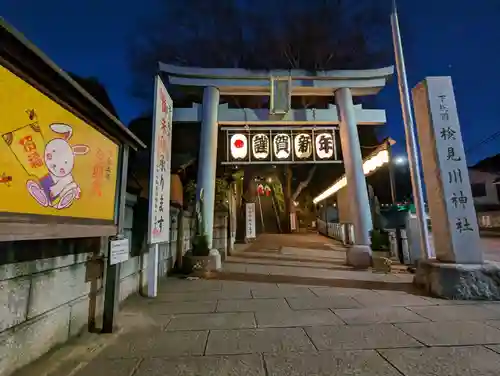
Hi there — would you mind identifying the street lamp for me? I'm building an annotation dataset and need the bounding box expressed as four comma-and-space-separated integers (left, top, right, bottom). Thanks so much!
389, 155, 407, 204
394, 156, 407, 165
386, 138, 397, 205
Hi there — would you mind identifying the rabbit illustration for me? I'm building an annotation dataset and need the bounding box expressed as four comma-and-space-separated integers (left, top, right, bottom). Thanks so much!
26, 123, 90, 209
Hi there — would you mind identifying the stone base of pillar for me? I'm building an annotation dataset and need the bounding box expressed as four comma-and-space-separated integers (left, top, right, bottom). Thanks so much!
414, 259, 500, 300
346, 245, 372, 269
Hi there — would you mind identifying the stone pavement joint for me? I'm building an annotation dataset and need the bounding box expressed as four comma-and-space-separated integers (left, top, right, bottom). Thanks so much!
12, 233, 500, 376
15, 277, 500, 376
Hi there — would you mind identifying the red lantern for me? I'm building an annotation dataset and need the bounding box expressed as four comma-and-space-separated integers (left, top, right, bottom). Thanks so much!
265, 185, 271, 196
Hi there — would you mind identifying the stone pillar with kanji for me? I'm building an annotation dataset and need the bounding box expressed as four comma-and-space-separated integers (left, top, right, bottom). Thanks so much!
412, 76, 500, 300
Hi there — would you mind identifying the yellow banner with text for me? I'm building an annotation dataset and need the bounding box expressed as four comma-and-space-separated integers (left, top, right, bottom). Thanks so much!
0, 65, 119, 220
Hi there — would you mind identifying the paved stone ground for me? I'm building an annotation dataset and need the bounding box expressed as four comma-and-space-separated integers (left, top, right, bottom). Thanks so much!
221, 234, 414, 289
14, 233, 500, 376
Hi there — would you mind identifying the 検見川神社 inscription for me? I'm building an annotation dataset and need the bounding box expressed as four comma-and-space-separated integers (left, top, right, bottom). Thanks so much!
413, 76, 482, 264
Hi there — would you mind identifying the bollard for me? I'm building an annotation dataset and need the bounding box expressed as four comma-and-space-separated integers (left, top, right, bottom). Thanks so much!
388, 230, 396, 258
400, 229, 410, 265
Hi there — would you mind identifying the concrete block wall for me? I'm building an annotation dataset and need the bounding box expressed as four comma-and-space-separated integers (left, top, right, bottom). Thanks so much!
0, 194, 142, 376
213, 212, 228, 259
0, 238, 106, 376
158, 206, 180, 276
182, 211, 194, 255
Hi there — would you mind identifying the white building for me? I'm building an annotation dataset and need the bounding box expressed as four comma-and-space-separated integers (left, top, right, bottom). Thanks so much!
468, 168, 500, 207
468, 156, 500, 228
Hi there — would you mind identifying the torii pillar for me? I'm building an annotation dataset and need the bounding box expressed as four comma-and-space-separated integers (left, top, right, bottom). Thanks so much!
336, 88, 373, 268
196, 86, 220, 248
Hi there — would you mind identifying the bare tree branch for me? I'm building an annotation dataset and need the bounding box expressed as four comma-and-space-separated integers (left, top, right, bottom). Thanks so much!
127, 0, 394, 209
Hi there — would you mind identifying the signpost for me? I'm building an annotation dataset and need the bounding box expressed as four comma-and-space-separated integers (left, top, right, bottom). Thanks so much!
147, 75, 173, 297
103, 144, 129, 333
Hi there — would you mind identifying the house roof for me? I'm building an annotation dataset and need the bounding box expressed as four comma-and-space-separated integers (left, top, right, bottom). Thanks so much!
0, 18, 145, 150
67, 73, 119, 118
470, 153, 500, 173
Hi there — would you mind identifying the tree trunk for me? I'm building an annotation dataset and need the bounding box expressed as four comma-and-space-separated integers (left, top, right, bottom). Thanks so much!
282, 165, 293, 233
292, 165, 317, 202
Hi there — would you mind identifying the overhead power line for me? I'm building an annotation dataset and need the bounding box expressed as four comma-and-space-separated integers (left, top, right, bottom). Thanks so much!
465, 130, 500, 155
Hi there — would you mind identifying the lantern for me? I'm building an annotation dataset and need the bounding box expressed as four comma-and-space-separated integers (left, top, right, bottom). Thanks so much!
230, 134, 248, 160
315, 133, 334, 159
252, 133, 270, 160
273, 133, 291, 160
294, 133, 312, 159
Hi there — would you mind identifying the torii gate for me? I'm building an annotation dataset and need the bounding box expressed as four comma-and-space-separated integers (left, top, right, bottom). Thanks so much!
159, 63, 394, 267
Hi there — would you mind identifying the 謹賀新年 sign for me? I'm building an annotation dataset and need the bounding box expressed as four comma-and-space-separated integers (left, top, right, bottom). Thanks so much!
222, 126, 341, 165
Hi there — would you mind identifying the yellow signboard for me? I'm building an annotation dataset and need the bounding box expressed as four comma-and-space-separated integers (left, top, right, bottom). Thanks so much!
0, 65, 119, 220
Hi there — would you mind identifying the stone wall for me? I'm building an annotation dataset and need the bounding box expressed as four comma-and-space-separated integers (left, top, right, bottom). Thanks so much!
0, 196, 228, 376
0, 237, 106, 376
213, 212, 228, 260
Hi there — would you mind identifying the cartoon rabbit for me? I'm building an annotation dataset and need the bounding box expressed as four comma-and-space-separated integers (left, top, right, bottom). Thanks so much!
26, 123, 90, 209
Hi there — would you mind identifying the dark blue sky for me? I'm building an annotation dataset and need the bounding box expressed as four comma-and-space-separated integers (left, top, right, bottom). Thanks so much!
2, 0, 499, 165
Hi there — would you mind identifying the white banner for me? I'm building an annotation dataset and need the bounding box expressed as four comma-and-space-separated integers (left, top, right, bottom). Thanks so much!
245, 202, 256, 239
148, 75, 173, 244
290, 212, 297, 231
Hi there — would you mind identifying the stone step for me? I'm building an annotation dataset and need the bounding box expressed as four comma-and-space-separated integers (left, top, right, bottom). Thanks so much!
229, 251, 345, 265
209, 270, 414, 292
225, 256, 349, 270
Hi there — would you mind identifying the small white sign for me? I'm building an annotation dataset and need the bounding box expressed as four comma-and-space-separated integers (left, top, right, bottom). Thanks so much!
110, 238, 130, 265
245, 203, 256, 239
290, 212, 297, 231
